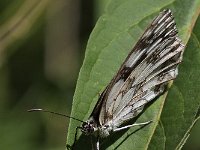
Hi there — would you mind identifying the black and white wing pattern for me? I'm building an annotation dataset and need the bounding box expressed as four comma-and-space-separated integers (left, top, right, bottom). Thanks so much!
96, 9, 185, 127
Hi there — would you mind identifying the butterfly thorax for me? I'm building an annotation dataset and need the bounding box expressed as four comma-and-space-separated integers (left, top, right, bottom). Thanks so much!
98, 121, 114, 138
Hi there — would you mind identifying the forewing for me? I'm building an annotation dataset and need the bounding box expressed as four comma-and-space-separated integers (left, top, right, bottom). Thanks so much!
98, 9, 185, 126
112, 39, 184, 127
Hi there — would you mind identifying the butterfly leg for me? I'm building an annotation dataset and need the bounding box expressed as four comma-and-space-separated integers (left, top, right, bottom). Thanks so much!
113, 120, 152, 132
90, 136, 100, 150
96, 136, 100, 150
90, 136, 95, 150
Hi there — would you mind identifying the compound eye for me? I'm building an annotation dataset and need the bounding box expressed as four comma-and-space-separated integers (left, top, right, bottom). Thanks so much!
82, 122, 86, 126
82, 122, 88, 127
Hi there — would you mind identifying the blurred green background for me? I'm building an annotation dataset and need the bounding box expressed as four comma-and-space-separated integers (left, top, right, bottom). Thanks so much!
0, 0, 199, 150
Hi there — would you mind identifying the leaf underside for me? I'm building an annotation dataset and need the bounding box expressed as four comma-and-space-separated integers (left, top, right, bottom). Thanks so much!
67, 0, 200, 150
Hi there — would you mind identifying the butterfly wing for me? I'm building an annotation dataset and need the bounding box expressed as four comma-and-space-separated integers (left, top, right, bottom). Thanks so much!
97, 9, 185, 126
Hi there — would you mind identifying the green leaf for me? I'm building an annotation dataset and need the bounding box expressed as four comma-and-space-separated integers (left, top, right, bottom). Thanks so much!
67, 0, 200, 149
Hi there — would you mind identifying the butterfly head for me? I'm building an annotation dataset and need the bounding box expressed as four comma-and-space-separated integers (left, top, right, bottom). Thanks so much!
81, 119, 97, 135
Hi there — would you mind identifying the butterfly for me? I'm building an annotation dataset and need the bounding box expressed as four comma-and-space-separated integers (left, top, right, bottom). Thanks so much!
29, 9, 185, 150
73, 9, 185, 150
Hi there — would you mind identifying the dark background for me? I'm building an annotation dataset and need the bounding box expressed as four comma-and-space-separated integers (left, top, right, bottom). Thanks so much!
0, 0, 199, 150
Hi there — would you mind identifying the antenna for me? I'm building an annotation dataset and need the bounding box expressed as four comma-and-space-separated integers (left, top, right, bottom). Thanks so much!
27, 109, 84, 123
